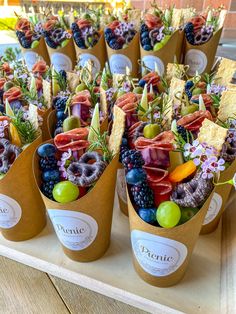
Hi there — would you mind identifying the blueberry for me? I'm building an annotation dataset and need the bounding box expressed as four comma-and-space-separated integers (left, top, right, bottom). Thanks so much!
141, 23, 148, 33
143, 44, 152, 51
121, 137, 128, 147
138, 208, 157, 224
141, 31, 149, 39
42, 170, 60, 182
37, 143, 56, 158
139, 79, 147, 88
56, 110, 67, 121
105, 28, 113, 35
126, 168, 146, 185
142, 38, 151, 46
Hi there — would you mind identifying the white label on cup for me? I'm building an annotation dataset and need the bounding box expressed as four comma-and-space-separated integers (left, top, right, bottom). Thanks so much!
0, 194, 22, 229
131, 230, 187, 277
48, 209, 98, 251
116, 168, 127, 204
185, 49, 207, 76
51, 53, 72, 72
24, 51, 39, 71
109, 54, 132, 74
78, 53, 101, 77
141, 55, 165, 75
203, 192, 222, 225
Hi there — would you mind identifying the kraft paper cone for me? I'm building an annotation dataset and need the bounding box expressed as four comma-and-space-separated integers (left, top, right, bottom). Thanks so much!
46, 38, 76, 72
117, 163, 128, 216
200, 159, 236, 234
106, 33, 140, 77
175, 30, 184, 64
74, 34, 107, 77
21, 38, 50, 71
47, 109, 108, 139
0, 135, 46, 242
140, 31, 179, 76
40, 108, 53, 141
34, 142, 118, 262
127, 186, 213, 287
183, 28, 223, 76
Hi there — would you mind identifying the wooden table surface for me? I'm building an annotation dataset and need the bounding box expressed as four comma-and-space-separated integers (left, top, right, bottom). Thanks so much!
0, 255, 147, 314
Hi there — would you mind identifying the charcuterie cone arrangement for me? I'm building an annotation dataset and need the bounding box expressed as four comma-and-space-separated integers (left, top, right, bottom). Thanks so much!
0, 3, 236, 304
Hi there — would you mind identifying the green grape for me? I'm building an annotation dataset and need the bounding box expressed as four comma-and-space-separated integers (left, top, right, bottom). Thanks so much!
53, 181, 79, 203
156, 201, 181, 228
179, 207, 199, 225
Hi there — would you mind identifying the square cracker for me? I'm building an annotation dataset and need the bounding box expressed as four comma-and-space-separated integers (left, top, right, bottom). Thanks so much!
217, 90, 236, 122
171, 8, 182, 28
215, 58, 236, 86
112, 73, 125, 88
43, 79, 52, 109
166, 63, 185, 81
198, 118, 228, 152
100, 87, 108, 116
108, 105, 126, 155
166, 77, 186, 126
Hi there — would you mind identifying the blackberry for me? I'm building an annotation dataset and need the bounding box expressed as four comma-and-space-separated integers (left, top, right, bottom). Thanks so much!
141, 23, 148, 33
185, 22, 195, 45
54, 127, 63, 137
119, 144, 129, 162
54, 97, 68, 111
16, 30, 24, 39
185, 22, 194, 34
43, 30, 50, 37
131, 182, 155, 208
185, 89, 192, 100
71, 22, 79, 32
177, 125, 188, 142
45, 36, 57, 49
185, 80, 194, 90
40, 156, 58, 170
59, 70, 67, 81
121, 149, 144, 171
41, 180, 58, 199
141, 37, 151, 46
73, 32, 81, 40
55, 119, 63, 128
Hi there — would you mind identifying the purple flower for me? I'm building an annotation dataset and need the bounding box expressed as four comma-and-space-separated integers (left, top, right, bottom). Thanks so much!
183, 140, 200, 157
209, 84, 226, 95
122, 81, 131, 93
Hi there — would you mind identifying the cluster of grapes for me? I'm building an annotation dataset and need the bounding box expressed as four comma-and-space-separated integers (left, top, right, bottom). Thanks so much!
38, 144, 59, 200
71, 22, 100, 49
105, 22, 136, 50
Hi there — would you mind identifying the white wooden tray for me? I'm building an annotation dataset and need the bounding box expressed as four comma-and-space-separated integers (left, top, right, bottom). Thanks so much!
0, 192, 235, 314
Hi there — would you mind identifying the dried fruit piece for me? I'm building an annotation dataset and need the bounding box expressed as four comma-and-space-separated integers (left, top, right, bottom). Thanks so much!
169, 160, 196, 183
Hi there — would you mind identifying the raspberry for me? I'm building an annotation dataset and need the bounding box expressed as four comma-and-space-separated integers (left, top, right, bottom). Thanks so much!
131, 182, 155, 208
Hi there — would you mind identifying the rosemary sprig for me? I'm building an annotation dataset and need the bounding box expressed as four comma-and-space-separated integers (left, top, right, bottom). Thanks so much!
1, 47, 21, 64
88, 128, 113, 163
53, 69, 67, 92
11, 110, 38, 144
